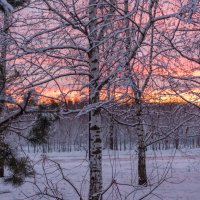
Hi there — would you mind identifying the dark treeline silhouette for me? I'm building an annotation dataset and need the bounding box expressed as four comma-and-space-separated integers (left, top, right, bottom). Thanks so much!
12, 101, 200, 153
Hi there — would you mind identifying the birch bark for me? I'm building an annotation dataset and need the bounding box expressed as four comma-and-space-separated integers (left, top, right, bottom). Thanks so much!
135, 98, 147, 186
88, 1, 102, 199
124, 0, 147, 185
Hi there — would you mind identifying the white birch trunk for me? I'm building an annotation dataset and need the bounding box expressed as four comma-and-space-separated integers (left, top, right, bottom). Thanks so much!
135, 98, 147, 186
88, 1, 102, 200
124, 0, 147, 186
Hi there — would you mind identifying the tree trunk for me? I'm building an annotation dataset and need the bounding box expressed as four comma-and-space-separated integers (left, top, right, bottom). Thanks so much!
0, 139, 5, 177
123, 0, 147, 186
0, 166, 4, 178
89, 108, 102, 200
0, 135, 5, 178
137, 126, 147, 186
0, 13, 9, 178
136, 99, 147, 186
88, 1, 102, 200
109, 115, 114, 150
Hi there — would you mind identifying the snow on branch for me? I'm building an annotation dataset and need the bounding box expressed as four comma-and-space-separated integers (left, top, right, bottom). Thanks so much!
178, 0, 200, 23
0, 0, 13, 13
77, 101, 110, 116
0, 94, 14, 104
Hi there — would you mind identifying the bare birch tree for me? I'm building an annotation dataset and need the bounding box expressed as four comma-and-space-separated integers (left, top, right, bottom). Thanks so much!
1, 0, 199, 198
13, 1, 119, 199
103, 0, 200, 186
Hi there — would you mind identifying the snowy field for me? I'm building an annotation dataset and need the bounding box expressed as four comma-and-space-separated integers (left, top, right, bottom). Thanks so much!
0, 148, 200, 200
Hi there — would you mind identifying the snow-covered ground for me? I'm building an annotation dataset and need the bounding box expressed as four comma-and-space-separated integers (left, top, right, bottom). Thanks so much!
1, 148, 200, 200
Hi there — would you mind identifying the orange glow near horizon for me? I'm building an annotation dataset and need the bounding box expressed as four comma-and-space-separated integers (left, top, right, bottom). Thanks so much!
145, 88, 200, 104
33, 86, 200, 106
38, 90, 82, 104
